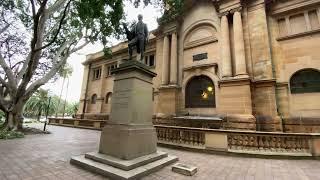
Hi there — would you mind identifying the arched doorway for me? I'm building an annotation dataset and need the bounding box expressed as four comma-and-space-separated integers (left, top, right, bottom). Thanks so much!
185, 75, 215, 108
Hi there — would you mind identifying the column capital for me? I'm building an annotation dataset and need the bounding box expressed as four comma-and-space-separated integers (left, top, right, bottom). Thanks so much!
230, 6, 242, 14
218, 11, 229, 18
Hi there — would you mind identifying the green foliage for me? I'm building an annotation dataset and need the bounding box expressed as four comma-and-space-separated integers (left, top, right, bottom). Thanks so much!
0, 110, 4, 123
23, 89, 57, 118
58, 63, 73, 79
65, 102, 79, 116
23, 91, 79, 118
157, 0, 184, 24
0, 129, 24, 139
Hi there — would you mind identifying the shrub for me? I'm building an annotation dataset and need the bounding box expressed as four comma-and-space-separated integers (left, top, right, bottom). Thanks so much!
0, 129, 24, 140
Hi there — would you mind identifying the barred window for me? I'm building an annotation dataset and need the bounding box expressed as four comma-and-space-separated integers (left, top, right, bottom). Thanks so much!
106, 63, 117, 76
290, 69, 320, 94
144, 54, 156, 67
92, 68, 101, 80
185, 76, 215, 108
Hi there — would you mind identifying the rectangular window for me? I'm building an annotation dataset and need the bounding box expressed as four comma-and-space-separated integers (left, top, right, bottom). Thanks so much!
106, 63, 117, 76
309, 10, 320, 30
290, 13, 307, 34
278, 18, 287, 37
144, 56, 149, 65
149, 55, 155, 67
92, 68, 101, 80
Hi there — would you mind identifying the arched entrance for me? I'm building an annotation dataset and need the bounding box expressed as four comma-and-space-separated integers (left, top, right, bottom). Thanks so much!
185, 75, 216, 108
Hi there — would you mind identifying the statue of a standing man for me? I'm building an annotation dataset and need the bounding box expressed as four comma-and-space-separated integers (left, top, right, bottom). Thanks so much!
128, 14, 148, 61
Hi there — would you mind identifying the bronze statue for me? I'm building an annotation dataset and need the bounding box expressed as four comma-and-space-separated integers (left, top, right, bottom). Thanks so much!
123, 14, 148, 61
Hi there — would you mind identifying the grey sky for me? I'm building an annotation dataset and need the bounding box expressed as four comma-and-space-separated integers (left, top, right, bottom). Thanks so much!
43, 2, 162, 102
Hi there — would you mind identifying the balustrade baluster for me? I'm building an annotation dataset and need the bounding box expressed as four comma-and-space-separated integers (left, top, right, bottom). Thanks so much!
286, 137, 292, 151
296, 137, 302, 152
190, 131, 194, 145
199, 132, 203, 145
303, 138, 309, 152
292, 137, 297, 151
173, 130, 178, 143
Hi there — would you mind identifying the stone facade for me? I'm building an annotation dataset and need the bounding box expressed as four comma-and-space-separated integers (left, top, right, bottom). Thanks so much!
77, 0, 320, 132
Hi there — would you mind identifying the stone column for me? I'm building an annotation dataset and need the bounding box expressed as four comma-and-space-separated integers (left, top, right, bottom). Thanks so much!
233, 11, 247, 76
170, 32, 178, 84
161, 35, 170, 85
221, 15, 232, 78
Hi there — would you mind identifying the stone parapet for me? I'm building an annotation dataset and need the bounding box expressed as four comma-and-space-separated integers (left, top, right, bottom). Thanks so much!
155, 125, 320, 157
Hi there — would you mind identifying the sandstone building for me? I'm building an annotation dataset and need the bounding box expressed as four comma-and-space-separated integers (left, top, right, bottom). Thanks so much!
77, 0, 320, 132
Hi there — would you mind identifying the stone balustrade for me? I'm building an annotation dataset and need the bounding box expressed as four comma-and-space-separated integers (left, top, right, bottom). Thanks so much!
48, 118, 106, 130
156, 126, 205, 148
154, 125, 320, 157
48, 119, 320, 157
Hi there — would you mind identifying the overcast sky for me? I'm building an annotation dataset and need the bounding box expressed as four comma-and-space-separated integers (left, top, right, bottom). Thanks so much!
43, 2, 162, 102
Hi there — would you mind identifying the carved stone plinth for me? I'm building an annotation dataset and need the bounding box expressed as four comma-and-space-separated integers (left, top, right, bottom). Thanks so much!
70, 61, 178, 179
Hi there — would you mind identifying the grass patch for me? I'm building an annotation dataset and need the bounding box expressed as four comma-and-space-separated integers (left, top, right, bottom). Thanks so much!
0, 129, 24, 139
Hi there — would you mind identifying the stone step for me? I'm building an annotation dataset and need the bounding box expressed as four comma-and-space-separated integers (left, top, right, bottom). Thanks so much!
70, 154, 178, 180
85, 151, 168, 171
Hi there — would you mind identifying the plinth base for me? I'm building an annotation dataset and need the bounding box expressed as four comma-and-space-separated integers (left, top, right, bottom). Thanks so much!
70, 151, 178, 180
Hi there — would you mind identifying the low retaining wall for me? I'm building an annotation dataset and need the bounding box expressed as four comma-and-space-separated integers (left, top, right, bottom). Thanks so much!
155, 125, 320, 157
48, 118, 320, 157
48, 118, 106, 130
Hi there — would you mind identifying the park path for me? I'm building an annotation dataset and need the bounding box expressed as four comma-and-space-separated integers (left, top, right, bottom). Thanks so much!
0, 124, 319, 180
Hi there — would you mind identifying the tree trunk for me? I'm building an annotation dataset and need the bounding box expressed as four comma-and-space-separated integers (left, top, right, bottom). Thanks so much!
2, 103, 25, 131
37, 108, 42, 122
62, 78, 69, 118
56, 77, 65, 117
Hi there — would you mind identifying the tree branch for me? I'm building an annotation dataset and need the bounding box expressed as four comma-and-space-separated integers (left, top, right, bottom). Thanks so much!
46, 0, 69, 15
16, 54, 31, 84
30, 0, 36, 17
35, 0, 72, 51
0, 54, 17, 89
0, 24, 10, 35
16, 0, 49, 103
0, 76, 8, 88
70, 40, 90, 53
25, 36, 76, 97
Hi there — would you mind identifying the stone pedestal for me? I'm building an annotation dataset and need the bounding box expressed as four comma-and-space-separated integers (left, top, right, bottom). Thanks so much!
71, 61, 178, 179
158, 85, 180, 116
218, 78, 256, 130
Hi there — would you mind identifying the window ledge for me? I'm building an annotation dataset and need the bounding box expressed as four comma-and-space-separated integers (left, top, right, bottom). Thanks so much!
277, 28, 320, 41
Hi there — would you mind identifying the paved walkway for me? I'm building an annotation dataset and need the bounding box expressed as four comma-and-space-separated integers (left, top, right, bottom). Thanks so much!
0, 124, 319, 180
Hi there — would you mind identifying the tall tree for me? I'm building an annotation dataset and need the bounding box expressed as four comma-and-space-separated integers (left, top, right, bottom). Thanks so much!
56, 64, 73, 117
0, 0, 127, 131
0, 0, 176, 131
